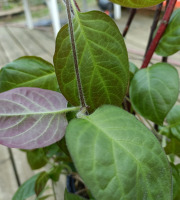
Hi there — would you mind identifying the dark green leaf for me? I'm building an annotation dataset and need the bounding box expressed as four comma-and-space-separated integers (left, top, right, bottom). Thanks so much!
108, 0, 164, 8
54, 11, 129, 112
165, 138, 180, 157
35, 172, 49, 196
129, 62, 138, 82
64, 189, 86, 200
49, 166, 62, 182
27, 149, 47, 170
130, 63, 179, 124
167, 105, 180, 140
156, 9, 180, 56
0, 56, 59, 92
43, 143, 60, 158
66, 105, 172, 200
12, 173, 41, 200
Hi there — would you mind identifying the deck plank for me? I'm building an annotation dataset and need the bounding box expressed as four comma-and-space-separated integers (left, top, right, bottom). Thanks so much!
7, 26, 53, 63
0, 146, 18, 200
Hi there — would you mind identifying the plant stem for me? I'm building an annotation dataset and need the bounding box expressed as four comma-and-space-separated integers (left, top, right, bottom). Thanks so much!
162, 56, 168, 62
65, 0, 86, 109
141, 0, 177, 69
73, 0, 81, 11
144, 3, 163, 56
123, 9, 137, 37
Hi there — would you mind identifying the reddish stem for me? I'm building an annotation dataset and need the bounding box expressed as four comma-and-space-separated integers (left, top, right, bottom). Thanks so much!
123, 9, 137, 37
141, 0, 177, 69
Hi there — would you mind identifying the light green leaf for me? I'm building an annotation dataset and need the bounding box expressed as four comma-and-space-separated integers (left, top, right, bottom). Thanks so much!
167, 105, 180, 140
108, 0, 164, 8
130, 63, 179, 124
64, 189, 86, 200
156, 9, 180, 56
54, 11, 129, 112
35, 171, 49, 196
66, 105, 172, 200
129, 62, 138, 82
12, 173, 41, 200
27, 148, 47, 170
0, 56, 59, 92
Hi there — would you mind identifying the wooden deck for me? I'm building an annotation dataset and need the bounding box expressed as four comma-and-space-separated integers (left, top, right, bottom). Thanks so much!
0, 9, 180, 200
0, 26, 66, 200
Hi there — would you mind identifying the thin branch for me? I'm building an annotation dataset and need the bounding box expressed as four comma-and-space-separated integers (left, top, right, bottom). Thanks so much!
73, 0, 81, 11
141, 0, 177, 69
123, 9, 137, 37
65, 0, 87, 109
144, 3, 163, 56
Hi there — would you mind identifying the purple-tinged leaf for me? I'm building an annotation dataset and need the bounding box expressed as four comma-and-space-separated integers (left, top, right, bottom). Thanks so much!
0, 87, 79, 149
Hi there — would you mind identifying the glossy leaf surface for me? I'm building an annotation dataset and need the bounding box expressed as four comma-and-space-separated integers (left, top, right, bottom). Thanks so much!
0, 56, 59, 92
156, 9, 180, 56
54, 11, 129, 112
167, 105, 180, 140
130, 63, 179, 124
0, 87, 77, 149
108, 0, 164, 8
66, 105, 172, 200
12, 173, 40, 200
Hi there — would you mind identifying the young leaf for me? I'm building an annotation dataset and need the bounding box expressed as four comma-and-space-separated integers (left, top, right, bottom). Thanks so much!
108, 0, 164, 8
35, 171, 49, 196
64, 189, 86, 200
166, 105, 180, 140
49, 165, 62, 182
165, 138, 180, 157
66, 105, 172, 200
156, 9, 180, 56
0, 87, 79, 149
54, 11, 129, 112
12, 173, 41, 200
27, 149, 47, 170
0, 56, 59, 92
130, 63, 179, 124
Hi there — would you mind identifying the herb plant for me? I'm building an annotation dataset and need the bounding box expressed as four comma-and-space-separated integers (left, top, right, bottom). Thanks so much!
0, 0, 180, 199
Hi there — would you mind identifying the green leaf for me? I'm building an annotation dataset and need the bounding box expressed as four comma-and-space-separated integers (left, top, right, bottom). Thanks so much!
108, 0, 164, 8
37, 195, 53, 200
64, 189, 86, 200
27, 149, 47, 170
167, 105, 180, 140
129, 62, 138, 82
54, 11, 129, 112
156, 9, 180, 56
165, 138, 180, 157
35, 171, 49, 196
12, 173, 41, 200
0, 56, 59, 92
130, 63, 179, 124
49, 165, 62, 182
43, 143, 60, 158
171, 163, 180, 200
66, 105, 172, 200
